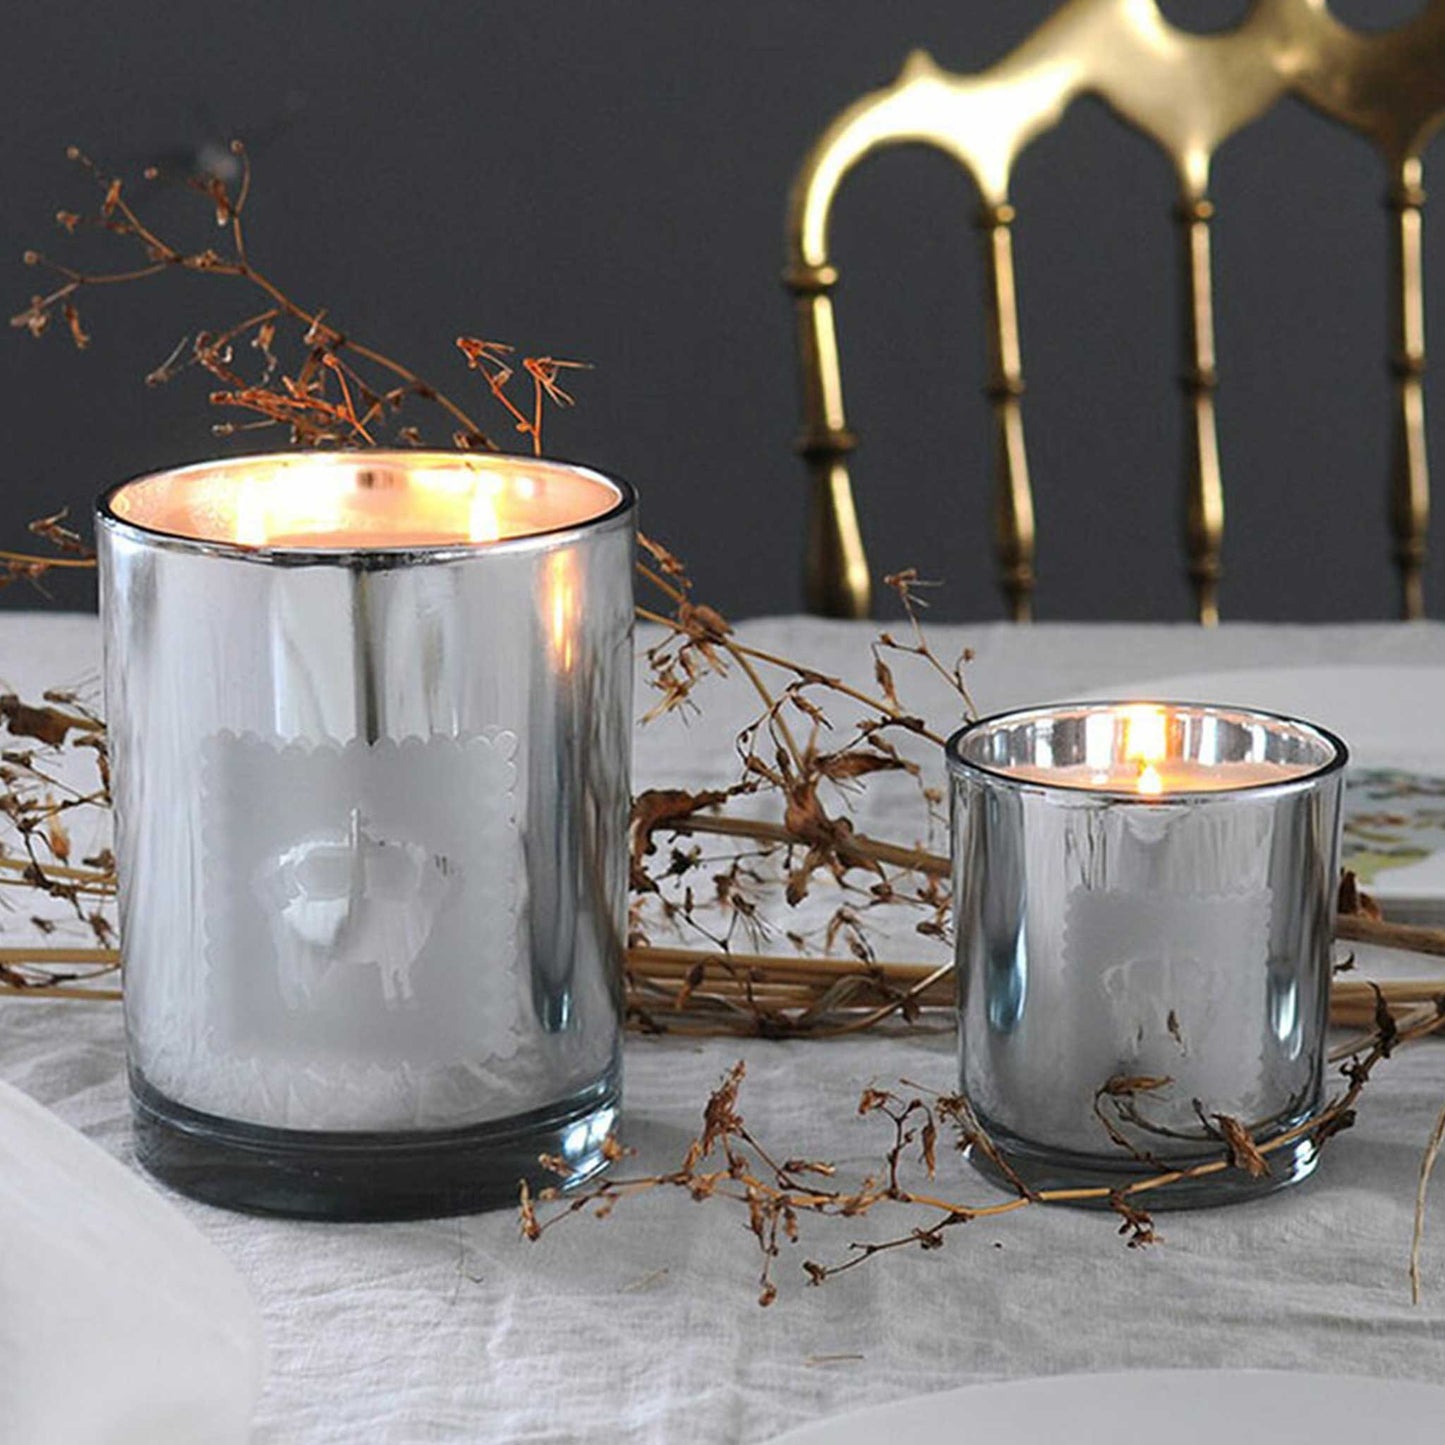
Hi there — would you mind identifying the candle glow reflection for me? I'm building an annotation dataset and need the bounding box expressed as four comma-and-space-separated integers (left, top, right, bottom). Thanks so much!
1001, 701, 1317, 796
108, 452, 619, 552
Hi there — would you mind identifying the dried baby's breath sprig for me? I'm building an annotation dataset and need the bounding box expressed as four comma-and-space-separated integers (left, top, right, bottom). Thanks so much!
628, 537, 962, 987
456, 340, 590, 457
526, 993, 1445, 1303
13, 145, 583, 455
875, 568, 977, 720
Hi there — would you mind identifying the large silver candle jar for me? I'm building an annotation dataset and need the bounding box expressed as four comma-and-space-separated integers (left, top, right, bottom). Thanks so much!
947, 702, 1346, 1206
97, 452, 635, 1219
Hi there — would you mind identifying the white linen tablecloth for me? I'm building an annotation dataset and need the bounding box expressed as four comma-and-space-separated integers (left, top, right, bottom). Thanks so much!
4, 614, 1445, 1443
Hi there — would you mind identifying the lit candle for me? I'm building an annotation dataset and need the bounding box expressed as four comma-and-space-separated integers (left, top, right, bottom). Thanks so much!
110, 451, 617, 551
98, 451, 636, 1219
994, 704, 1317, 796
948, 700, 1348, 1206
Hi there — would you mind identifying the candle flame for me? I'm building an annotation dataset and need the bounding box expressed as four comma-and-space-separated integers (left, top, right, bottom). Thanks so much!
1123, 704, 1168, 796
468, 481, 502, 544
1123, 704, 1167, 764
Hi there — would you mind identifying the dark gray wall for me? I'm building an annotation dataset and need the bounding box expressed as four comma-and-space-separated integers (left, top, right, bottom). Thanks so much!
2, 0, 1440, 620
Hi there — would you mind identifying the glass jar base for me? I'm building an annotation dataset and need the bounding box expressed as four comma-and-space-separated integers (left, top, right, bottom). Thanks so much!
964, 1110, 1321, 1210
130, 1066, 620, 1220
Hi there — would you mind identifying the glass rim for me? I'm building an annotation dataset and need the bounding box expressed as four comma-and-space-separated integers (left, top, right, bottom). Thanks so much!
94, 449, 637, 567
944, 698, 1350, 802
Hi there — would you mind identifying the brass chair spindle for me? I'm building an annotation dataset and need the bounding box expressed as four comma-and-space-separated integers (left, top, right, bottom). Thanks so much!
1389, 166, 1430, 620
1177, 197, 1224, 626
979, 202, 1036, 622
787, 261, 870, 617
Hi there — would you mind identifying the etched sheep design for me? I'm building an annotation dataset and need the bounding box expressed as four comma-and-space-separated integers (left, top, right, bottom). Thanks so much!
255, 808, 453, 1010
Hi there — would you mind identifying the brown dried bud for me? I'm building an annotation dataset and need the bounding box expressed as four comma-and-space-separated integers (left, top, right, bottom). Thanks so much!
1337, 869, 1382, 921
62, 302, 90, 351
1212, 1113, 1270, 1178
518, 1181, 540, 1241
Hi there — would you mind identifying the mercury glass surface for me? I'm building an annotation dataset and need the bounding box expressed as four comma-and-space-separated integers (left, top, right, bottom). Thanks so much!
947, 702, 1346, 1206
97, 452, 635, 1219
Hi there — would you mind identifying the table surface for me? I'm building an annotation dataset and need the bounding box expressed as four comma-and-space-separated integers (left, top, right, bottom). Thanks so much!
6, 613, 1445, 1444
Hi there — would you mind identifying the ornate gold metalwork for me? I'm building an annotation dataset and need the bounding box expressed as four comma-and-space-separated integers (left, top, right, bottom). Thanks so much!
786, 0, 1445, 621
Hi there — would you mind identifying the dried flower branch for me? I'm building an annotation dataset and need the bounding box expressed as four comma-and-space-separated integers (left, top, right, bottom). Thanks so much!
627, 538, 963, 982
456, 340, 590, 457
526, 992, 1445, 1303
0, 508, 99, 595
13, 145, 583, 455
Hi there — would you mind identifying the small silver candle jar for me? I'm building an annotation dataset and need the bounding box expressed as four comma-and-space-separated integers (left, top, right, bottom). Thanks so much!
947, 702, 1346, 1206
97, 452, 634, 1219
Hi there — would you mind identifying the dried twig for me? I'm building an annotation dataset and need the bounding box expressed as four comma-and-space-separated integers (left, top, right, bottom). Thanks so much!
13, 145, 582, 461
1412, 1101, 1445, 1304
1336, 914, 1445, 960
526, 994, 1445, 1302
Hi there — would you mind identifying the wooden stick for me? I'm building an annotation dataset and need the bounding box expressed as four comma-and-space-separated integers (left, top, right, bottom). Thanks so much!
629, 944, 943, 984
3, 930, 1444, 1037
0, 856, 114, 886
0, 983, 121, 1001
1337, 914, 1445, 959
1333, 978, 1445, 1003
0, 945, 117, 964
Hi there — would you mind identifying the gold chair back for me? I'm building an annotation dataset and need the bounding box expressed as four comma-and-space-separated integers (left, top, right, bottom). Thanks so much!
785, 0, 1445, 622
